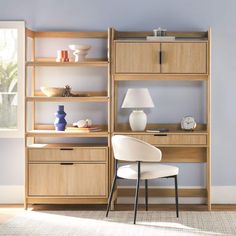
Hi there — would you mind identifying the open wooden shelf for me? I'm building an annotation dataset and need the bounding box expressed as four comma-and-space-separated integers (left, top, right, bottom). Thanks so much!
26, 58, 108, 67
26, 96, 109, 103
27, 130, 109, 138
27, 91, 109, 102
27, 124, 109, 137
114, 123, 208, 134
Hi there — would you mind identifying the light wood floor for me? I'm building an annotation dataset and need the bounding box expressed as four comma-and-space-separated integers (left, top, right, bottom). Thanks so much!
1, 204, 236, 224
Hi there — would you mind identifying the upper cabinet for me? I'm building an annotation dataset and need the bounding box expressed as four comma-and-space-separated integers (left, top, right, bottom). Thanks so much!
114, 41, 208, 74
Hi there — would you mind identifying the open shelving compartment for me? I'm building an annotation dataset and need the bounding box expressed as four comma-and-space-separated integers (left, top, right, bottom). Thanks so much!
25, 28, 113, 207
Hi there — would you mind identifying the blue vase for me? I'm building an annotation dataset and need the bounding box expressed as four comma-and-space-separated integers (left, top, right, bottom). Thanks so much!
54, 105, 67, 131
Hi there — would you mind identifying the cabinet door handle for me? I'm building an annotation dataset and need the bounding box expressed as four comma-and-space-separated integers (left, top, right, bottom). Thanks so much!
154, 134, 167, 137
60, 148, 74, 151
159, 51, 162, 64
60, 163, 74, 165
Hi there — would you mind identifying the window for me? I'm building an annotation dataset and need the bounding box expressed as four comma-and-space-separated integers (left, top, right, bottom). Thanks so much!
0, 21, 25, 138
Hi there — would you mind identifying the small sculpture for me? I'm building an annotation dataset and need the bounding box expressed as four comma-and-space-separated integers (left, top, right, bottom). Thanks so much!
62, 85, 72, 97
73, 119, 92, 128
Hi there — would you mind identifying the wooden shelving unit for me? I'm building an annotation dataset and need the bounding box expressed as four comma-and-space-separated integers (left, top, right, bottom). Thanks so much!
25, 27, 211, 210
110, 28, 211, 210
25, 29, 112, 208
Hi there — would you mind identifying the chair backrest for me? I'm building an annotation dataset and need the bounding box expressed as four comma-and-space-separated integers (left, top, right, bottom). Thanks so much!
112, 135, 162, 162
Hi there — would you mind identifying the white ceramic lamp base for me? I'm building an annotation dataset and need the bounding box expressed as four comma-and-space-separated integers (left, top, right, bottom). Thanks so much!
129, 110, 147, 131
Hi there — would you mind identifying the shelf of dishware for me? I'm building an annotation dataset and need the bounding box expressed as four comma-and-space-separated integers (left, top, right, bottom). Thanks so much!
26, 58, 109, 67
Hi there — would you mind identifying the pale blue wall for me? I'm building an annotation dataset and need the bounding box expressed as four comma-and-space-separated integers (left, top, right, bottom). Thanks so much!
0, 0, 236, 186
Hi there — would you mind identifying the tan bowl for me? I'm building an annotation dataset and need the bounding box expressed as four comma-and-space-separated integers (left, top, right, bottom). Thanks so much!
40, 87, 65, 97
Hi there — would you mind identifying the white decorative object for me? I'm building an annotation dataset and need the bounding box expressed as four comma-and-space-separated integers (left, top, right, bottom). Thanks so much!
146, 28, 175, 41
122, 88, 154, 131
73, 119, 92, 128
69, 44, 91, 62
181, 116, 197, 130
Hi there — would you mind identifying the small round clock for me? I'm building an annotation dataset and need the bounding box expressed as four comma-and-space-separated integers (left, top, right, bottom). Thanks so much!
181, 116, 197, 130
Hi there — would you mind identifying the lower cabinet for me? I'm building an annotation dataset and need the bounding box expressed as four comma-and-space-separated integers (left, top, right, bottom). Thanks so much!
27, 145, 108, 202
29, 163, 107, 196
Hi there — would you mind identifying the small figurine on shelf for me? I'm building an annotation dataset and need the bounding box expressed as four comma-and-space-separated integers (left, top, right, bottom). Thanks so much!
54, 105, 67, 131
62, 85, 72, 97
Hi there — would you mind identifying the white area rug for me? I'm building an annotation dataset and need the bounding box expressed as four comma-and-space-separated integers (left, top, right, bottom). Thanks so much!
0, 210, 236, 236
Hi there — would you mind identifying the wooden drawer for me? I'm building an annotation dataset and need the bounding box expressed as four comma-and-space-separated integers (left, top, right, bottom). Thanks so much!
28, 163, 107, 196
128, 134, 207, 145
28, 147, 107, 162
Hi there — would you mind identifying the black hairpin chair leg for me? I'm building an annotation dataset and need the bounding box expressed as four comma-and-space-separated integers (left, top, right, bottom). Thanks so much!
134, 161, 141, 224
145, 179, 148, 211
174, 175, 179, 218
106, 174, 117, 217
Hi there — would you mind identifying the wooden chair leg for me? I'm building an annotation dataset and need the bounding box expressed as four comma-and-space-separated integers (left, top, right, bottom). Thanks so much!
174, 175, 179, 218
106, 175, 117, 217
134, 161, 141, 224
145, 179, 148, 211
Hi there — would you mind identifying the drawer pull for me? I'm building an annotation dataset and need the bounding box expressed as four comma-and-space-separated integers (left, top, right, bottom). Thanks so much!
60, 163, 74, 165
60, 148, 74, 151
154, 134, 167, 137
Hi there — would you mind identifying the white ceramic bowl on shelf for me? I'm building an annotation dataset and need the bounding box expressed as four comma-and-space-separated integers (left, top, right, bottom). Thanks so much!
40, 87, 65, 97
69, 44, 91, 62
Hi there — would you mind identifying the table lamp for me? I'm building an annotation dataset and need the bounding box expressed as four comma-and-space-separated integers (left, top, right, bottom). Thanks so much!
122, 88, 154, 131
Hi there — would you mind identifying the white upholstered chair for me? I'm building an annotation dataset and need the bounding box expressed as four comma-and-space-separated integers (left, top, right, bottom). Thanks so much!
106, 135, 179, 224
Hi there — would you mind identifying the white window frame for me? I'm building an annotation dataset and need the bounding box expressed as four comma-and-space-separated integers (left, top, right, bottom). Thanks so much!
0, 21, 25, 138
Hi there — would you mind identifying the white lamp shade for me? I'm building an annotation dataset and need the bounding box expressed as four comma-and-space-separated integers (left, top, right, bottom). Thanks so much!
122, 88, 154, 108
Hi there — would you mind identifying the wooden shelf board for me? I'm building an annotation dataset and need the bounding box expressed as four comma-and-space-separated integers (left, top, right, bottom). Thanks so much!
115, 123, 208, 134
27, 124, 109, 137
117, 187, 207, 198
114, 74, 209, 81
115, 31, 208, 39
26, 96, 109, 102
26, 58, 108, 67
26, 130, 109, 138
34, 31, 108, 38
114, 39, 208, 43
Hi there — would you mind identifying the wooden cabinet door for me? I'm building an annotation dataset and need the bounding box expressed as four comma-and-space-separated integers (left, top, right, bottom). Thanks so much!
161, 42, 207, 74
115, 42, 161, 73
28, 163, 107, 196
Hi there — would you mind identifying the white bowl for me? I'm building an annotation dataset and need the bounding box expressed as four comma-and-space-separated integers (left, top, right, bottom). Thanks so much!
69, 44, 91, 51
40, 87, 65, 97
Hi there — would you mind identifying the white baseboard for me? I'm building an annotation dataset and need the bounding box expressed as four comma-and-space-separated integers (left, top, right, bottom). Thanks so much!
0, 185, 236, 204
0, 185, 24, 204
212, 186, 236, 204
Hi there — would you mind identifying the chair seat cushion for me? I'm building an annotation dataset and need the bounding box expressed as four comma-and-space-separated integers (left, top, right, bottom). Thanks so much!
117, 163, 179, 180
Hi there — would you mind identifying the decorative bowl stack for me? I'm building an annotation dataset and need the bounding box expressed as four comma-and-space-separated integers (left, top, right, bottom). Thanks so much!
69, 44, 91, 62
